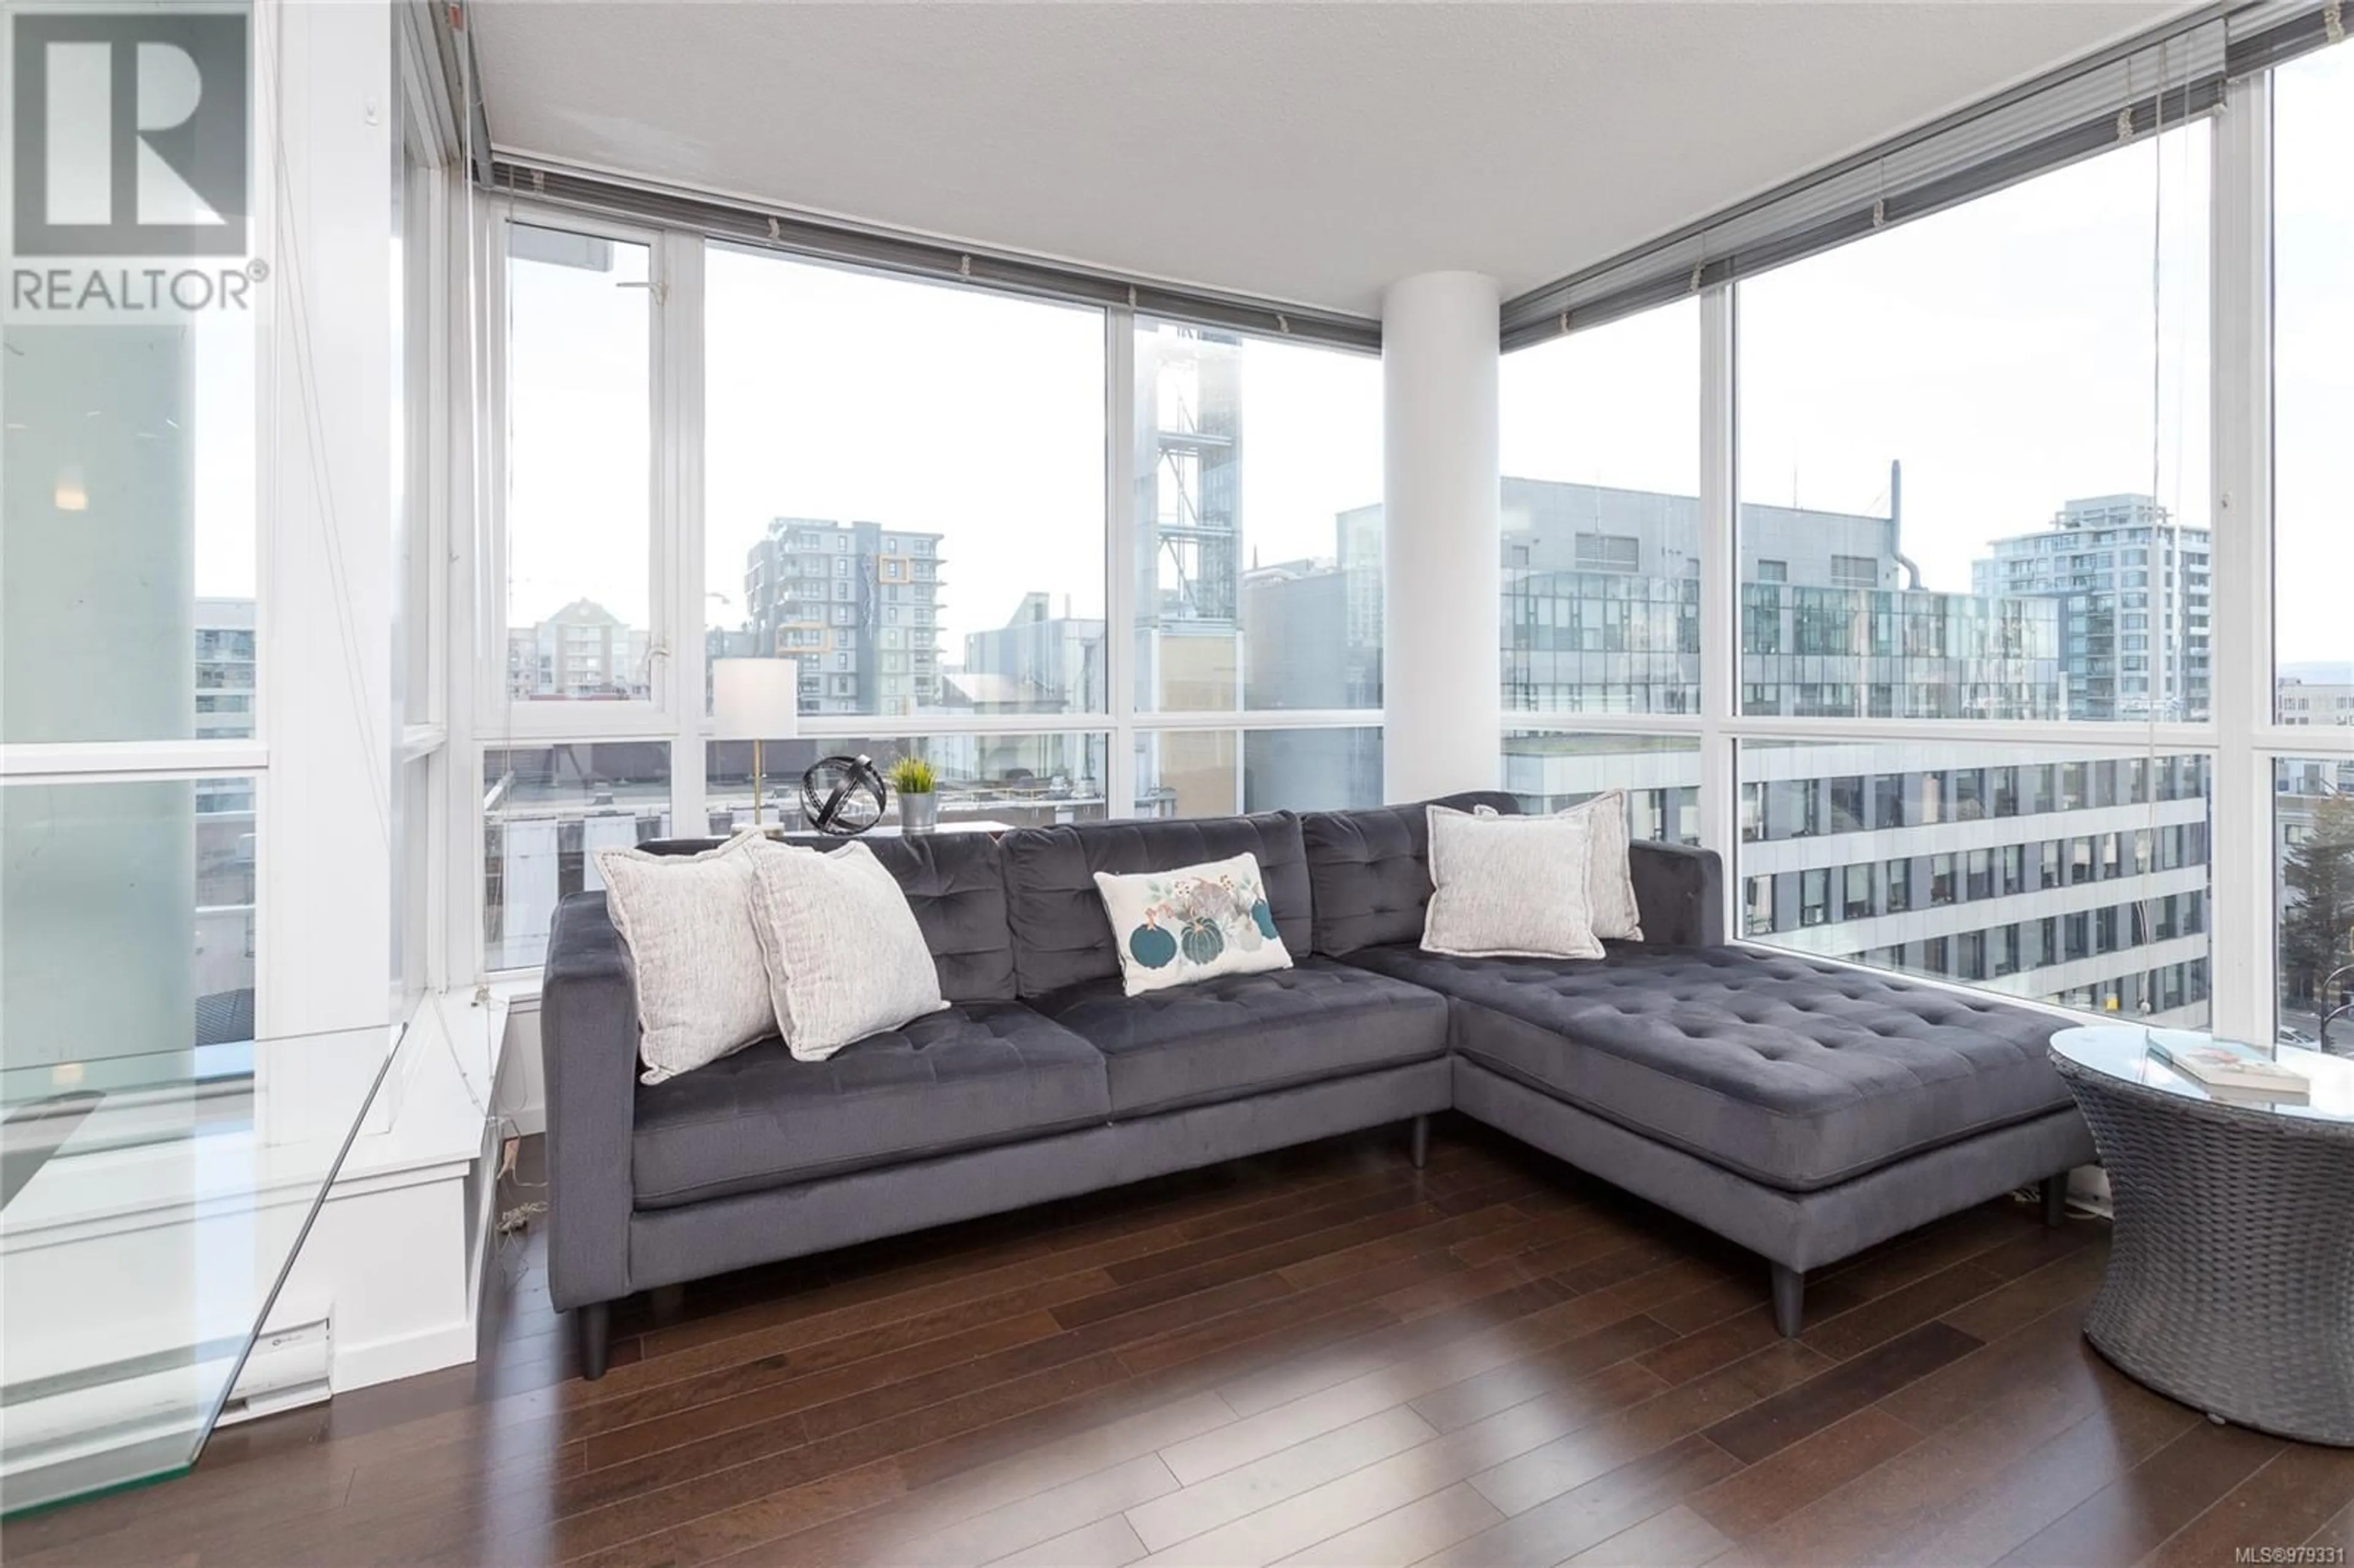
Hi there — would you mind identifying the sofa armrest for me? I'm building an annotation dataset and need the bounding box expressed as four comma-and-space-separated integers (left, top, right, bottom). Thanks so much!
1629, 841, 1724, 948
540, 891, 641, 1311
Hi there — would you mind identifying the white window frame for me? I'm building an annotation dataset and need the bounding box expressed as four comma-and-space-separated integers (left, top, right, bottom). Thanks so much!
395, 2, 457, 1005
484, 203, 680, 743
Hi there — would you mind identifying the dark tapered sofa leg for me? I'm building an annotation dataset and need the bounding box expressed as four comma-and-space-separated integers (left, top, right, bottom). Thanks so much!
1409, 1113, 1430, 1170
1771, 1263, 1804, 1338
2040, 1173, 2068, 1227
577, 1301, 612, 1382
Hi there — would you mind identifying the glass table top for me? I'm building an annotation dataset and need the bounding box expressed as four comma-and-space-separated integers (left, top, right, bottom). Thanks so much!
0, 1024, 400, 1517
2051, 1024, 2354, 1125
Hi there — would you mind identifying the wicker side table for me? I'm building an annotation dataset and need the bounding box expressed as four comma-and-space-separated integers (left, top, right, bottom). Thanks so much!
2051, 1027, 2354, 1447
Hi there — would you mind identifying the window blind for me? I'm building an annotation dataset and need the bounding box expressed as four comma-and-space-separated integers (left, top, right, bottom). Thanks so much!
482, 159, 1382, 353
1500, 0, 2344, 350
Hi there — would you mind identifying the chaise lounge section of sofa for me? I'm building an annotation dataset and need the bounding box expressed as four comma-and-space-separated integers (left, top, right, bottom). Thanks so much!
540, 794, 2089, 1377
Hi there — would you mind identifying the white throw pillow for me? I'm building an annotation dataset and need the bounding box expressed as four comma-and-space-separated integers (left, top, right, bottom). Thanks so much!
1423, 805, 1604, 960
1093, 852, 1293, 997
593, 830, 775, 1084
1551, 791, 1644, 941
747, 840, 947, 1061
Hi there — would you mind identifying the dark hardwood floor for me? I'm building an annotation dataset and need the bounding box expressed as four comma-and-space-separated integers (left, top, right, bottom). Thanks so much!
11, 1118, 2353, 1567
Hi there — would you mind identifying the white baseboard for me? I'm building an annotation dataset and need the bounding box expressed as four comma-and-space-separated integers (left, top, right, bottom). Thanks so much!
496, 998, 546, 1138
331, 1317, 479, 1392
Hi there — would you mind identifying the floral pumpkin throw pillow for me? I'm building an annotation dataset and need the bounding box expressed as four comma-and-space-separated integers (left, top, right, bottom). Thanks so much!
1092, 851, 1293, 996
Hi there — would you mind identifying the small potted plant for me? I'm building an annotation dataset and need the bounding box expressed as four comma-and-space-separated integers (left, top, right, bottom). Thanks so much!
886, 755, 939, 834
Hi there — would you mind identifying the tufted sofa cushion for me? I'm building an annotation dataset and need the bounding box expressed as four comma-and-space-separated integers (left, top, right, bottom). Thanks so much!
999, 813, 1314, 997
642, 832, 1016, 1004
1349, 942, 2068, 1192
863, 833, 1018, 1003
630, 1002, 1109, 1206
1029, 957, 1449, 1118
1298, 792, 1521, 957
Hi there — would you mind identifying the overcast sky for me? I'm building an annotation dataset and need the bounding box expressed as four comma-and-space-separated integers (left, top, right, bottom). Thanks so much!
193, 46, 2350, 673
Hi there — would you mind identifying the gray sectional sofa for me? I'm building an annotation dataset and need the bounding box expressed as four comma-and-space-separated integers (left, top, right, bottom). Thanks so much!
540, 794, 2091, 1378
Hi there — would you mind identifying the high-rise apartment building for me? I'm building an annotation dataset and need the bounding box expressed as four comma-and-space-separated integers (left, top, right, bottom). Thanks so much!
743, 517, 945, 717
1971, 494, 2212, 721
506, 598, 651, 701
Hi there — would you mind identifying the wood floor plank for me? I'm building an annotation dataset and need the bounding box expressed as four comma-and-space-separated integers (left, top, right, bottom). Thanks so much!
1449, 1203, 1620, 1269
1407, 1313, 1680, 1434
582, 1307, 1068, 1471
1563, 1502, 1738, 1567
1683, 1406, 1923, 1540
1797, 1263, 2004, 1363
1275, 1203, 1536, 1293
1214, 1276, 1571, 1420
1935, 1236, 2110, 1346
1113, 1361, 1672, 1568
1126, 1405, 1437, 1551
831, 1392, 1241, 1555
1103, 1184, 1438, 1286
983, 1512, 1151, 1568
2139, 1444, 2354, 1568
2305, 1499, 2354, 1556
1467, 1341, 1832, 1518
1993, 1418, 2285, 1568
1701, 1322, 1981, 1465
1270, 1482, 1505, 1567
1854, 1388, 2206, 1568
1426, 1433, 1743, 1567
877, 1451, 1179, 1567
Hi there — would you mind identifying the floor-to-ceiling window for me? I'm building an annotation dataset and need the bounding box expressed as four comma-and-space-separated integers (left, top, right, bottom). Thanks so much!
1493, 18, 2354, 1041
484, 217, 672, 969
478, 223, 1383, 974
1497, 301, 1702, 844
1731, 123, 2214, 1024
703, 248, 1111, 843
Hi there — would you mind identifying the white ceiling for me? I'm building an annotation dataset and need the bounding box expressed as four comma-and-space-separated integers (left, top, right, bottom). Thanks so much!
469, 1, 2194, 317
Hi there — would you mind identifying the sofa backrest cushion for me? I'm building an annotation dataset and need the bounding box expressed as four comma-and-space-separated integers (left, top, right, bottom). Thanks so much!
634, 831, 1016, 1003
1627, 839, 1725, 949
999, 813, 1313, 996
1298, 793, 1521, 956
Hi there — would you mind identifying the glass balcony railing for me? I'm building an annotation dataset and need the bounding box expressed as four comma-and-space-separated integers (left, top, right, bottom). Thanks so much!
0, 1024, 398, 1517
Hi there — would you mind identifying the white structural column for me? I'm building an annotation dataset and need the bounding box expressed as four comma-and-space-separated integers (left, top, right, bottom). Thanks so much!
1382, 272, 1501, 802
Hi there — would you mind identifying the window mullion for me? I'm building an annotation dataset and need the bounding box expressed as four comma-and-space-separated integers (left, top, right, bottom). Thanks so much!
1698, 285, 1738, 929
1105, 307, 1139, 820
663, 230, 707, 840
2208, 67, 2275, 1046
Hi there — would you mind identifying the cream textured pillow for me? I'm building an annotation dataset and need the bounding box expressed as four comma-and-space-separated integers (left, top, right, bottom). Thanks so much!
1555, 791, 1645, 941
1423, 805, 1604, 960
747, 840, 947, 1061
593, 830, 775, 1084
1093, 852, 1293, 996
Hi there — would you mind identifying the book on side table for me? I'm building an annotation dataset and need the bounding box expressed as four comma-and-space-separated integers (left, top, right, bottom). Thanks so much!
2147, 1037, 2311, 1102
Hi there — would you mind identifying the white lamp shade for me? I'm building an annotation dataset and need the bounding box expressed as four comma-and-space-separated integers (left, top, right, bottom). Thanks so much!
711, 658, 801, 740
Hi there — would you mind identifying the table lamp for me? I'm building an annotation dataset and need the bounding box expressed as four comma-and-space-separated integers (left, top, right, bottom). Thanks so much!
712, 658, 800, 831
